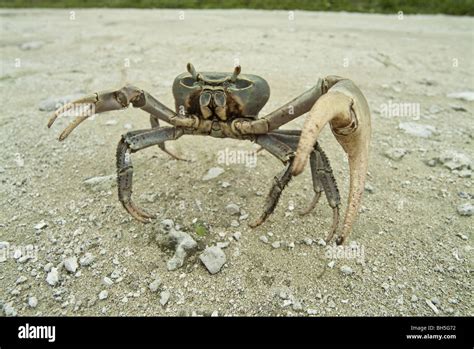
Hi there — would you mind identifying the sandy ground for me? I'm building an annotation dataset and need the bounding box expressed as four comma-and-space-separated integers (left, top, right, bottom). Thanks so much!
0, 9, 473, 317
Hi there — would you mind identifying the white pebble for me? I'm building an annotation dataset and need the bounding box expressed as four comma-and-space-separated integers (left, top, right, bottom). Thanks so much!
99, 290, 109, 300
28, 296, 38, 308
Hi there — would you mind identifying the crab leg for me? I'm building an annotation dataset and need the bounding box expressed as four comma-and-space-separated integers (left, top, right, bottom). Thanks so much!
150, 115, 188, 161
116, 127, 184, 222
267, 130, 341, 238
47, 85, 195, 140
292, 77, 371, 245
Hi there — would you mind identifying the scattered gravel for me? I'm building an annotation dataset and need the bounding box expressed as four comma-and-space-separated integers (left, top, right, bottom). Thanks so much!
149, 278, 162, 292
64, 256, 78, 273
99, 290, 109, 300
384, 147, 408, 161
34, 220, 48, 230
160, 290, 171, 306
83, 175, 116, 192
28, 296, 38, 308
398, 122, 437, 138
225, 203, 240, 215
447, 91, 474, 101
46, 268, 59, 286
425, 299, 440, 314
202, 167, 225, 181
199, 246, 227, 274
340, 265, 353, 275
79, 253, 95, 267
457, 203, 473, 216
157, 220, 198, 271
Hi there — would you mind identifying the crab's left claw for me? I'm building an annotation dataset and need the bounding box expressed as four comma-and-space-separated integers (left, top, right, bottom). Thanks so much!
292, 76, 371, 245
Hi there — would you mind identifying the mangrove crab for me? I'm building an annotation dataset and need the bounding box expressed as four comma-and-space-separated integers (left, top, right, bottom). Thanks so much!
48, 63, 371, 245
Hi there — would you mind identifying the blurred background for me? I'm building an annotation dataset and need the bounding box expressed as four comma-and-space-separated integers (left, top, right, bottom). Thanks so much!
1, 0, 473, 15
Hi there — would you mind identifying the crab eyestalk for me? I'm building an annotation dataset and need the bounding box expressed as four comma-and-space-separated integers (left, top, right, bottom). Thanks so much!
187, 62, 201, 81
230, 65, 241, 82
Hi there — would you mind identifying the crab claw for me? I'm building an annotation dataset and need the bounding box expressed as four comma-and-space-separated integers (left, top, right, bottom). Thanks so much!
292, 76, 371, 245
47, 86, 143, 141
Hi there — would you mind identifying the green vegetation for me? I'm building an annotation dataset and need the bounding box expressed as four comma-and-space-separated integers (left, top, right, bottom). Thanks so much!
193, 221, 208, 237
0, 0, 472, 16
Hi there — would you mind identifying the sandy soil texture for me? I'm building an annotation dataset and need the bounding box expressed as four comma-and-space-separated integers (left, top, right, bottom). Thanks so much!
0, 9, 473, 316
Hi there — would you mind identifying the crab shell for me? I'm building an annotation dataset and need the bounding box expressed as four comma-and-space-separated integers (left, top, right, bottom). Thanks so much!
172, 71, 270, 120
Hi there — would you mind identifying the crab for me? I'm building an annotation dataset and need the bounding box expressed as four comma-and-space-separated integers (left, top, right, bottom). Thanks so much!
48, 63, 371, 245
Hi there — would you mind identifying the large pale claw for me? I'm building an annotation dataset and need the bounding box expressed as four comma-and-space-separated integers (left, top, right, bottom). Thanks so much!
292, 76, 371, 244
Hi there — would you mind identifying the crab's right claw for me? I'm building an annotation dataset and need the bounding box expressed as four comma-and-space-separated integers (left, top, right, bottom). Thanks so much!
47, 86, 143, 141
292, 77, 371, 245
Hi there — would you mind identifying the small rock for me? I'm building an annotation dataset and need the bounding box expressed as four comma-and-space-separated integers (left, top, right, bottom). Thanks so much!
105, 119, 118, 126
456, 233, 468, 241
437, 150, 471, 171
20, 41, 44, 50
160, 219, 174, 231
63, 256, 78, 273
28, 296, 38, 308
399, 122, 436, 138
159, 227, 197, 271
411, 295, 418, 302
3, 303, 17, 317
103, 277, 114, 286
384, 148, 407, 161
328, 261, 335, 269
232, 232, 241, 241
46, 268, 59, 286
271, 241, 281, 249
211, 310, 219, 317
221, 181, 230, 188
160, 290, 170, 306
79, 253, 95, 266
450, 104, 467, 112
457, 203, 473, 216
340, 265, 353, 275
34, 220, 48, 230
381, 282, 390, 291
199, 246, 226, 274
99, 290, 108, 300
447, 91, 474, 102
259, 235, 268, 244
230, 220, 240, 227
225, 203, 240, 215
16, 276, 27, 284
364, 183, 375, 193
307, 309, 317, 315
317, 239, 326, 246
149, 278, 162, 292
83, 175, 116, 192
216, 241, 230, 249
202, 167, 224, 181
425, 299, 439, 314
303, 238, 313, 246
